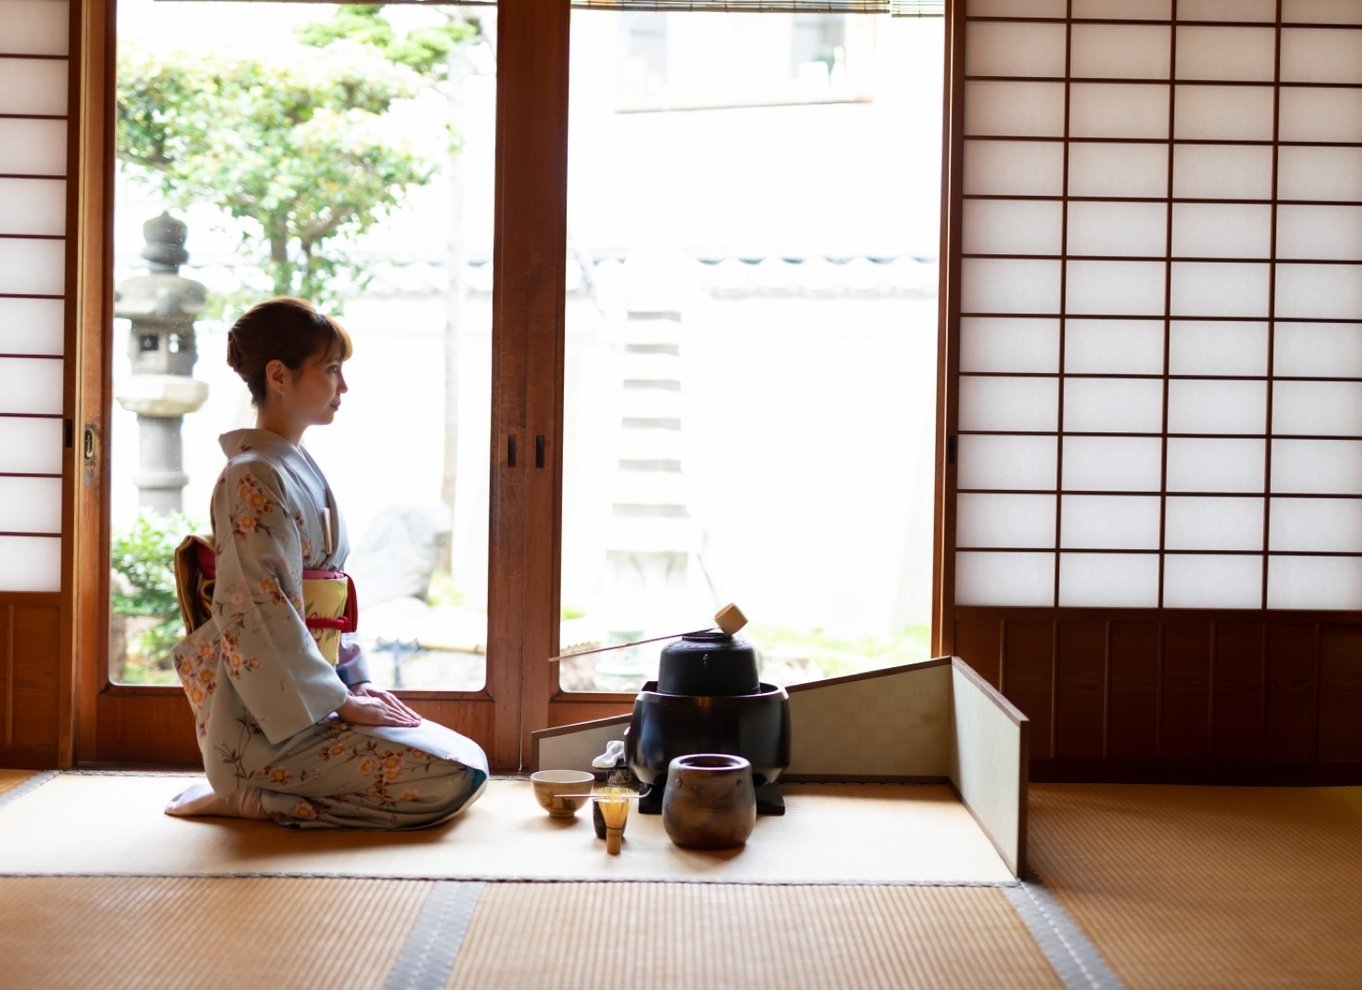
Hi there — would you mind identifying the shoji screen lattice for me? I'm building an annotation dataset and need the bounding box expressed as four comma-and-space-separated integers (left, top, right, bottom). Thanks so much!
0, 0, 68, 593
954, 0, 1362, 611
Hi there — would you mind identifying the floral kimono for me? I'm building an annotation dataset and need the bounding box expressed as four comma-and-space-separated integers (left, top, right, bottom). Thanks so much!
171, 429, 487, 828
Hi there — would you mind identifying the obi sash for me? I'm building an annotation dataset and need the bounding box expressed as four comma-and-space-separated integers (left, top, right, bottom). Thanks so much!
173, 534, 359, 665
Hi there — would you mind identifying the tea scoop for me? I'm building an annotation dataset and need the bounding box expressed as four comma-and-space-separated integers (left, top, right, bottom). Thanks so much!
548, 602, 747, 663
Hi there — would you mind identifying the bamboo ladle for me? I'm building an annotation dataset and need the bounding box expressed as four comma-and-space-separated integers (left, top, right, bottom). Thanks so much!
547, 602, 747, 663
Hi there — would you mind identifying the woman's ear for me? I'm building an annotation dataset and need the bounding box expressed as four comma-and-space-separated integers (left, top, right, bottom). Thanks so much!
264, 358, 290, 398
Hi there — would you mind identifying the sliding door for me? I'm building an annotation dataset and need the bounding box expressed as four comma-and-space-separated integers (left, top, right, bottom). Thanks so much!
945, 0, 1362, 779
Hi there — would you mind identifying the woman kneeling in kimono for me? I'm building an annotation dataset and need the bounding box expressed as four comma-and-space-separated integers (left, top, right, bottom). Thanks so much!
166, 297, 488, 828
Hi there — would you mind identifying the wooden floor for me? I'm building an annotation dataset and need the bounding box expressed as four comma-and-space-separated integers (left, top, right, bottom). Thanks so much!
1, 773, 1359, 989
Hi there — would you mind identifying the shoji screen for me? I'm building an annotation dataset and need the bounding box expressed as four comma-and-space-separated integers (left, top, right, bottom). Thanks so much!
0, 0, 67, 593
955, 0, 1362, 611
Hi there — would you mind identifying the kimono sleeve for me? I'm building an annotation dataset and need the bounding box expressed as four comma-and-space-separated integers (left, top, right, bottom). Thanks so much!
210, 455, 349, 744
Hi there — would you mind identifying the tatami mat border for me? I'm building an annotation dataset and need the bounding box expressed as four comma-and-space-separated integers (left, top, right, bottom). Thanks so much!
1005, 881, 1125, 990
0, 769, 56, 809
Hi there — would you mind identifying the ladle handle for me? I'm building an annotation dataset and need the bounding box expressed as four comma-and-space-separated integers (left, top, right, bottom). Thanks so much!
547, 628, 710, 663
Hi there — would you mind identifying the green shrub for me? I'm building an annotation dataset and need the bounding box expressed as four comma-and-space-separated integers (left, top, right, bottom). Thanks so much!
110, 511, 200, 680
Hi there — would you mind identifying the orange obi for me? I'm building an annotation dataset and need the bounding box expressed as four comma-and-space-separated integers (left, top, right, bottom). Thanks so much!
173, 534, 359, 665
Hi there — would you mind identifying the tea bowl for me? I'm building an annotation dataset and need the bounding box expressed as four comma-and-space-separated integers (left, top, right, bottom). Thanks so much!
530, 769, 595, 819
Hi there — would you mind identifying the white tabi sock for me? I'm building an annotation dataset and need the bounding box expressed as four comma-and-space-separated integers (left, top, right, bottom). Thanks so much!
164, 780, 269, 820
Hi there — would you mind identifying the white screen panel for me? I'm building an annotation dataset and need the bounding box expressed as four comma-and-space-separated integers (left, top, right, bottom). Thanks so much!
0, 178, 65, 237
1277, 147, 1362, 202
0, 536, 60, 592
0, 416, 62, 474
1072, 0, 1171, 19
1274, 323, 1362, 379
955, 551, 1054, 606
1171, 262, 1270, 318
961, 258, 1060, 314
1270, 497, 1362, 553
958, 376, 1059, 432
0, 58, 67, 116
1061, 495, 1160, 549
1277, 205, 1362, 262
957, 435, 1058, 491
957, 493, 1056, 548
1175, 26, 1275, 82
1066, 260, 1166, 316
0, 477, 61, 532
964, 141, 1064, 197
1169, 322, 1267, 377
968, 0, 1067, 15
1067, 202, 1167, 258
1268, 555, 1362, 609
1281, 28, 1362, 84
962, 200, 1061, 256
959, 318, 1059, 374
964, 81, 1066, 137
1065, 319, 1165, 375
1283, 0, 1362, 24
1272, 440, 1362, 495
0, 297, 64, 355
1166, 438, 1265, 493
1065, 377, 1165, 433
1275, 264, 1362, 320
1069, 83, 1170, 139
1179, 0, 1275, 19
1058, 552, 1160, 607
1070, 24, 1170, 79
1063, 436, 1164, 491
0, 0, 68, 54
1272, 381, 1362, 437
1167, 379, 1266, 435
1165, 496, 1263, 550
1171, 204, 1271, 259
0, 238, 65, 295
1172, 144, 1273, 200
1174, 85, 1274, 141
0, 357, 62, 414
0, 119, 66, 175
1163, 554, 1262, 607
965, 21, 1066, 78
1068, 143, 1169, 198
1279, 88, 1362, 143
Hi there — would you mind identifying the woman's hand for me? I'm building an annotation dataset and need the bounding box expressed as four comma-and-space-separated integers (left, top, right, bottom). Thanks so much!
336, 684, 422, 728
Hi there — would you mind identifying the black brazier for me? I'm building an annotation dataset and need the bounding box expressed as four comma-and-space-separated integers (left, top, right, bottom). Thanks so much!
624, 631, 791, 815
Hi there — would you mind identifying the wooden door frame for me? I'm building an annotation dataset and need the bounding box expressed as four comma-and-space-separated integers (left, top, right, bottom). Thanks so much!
70, 0, 586, 772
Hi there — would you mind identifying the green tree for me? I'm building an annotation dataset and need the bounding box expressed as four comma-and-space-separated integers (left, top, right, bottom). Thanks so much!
116, 30, 455, 309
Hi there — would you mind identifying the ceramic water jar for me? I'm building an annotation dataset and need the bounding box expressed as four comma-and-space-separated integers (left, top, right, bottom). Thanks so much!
661, 753, 757, 850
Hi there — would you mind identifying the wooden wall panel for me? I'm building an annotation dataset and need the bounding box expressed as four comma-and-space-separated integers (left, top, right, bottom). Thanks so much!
1001, 619, 1053, 761
1318, 626, 1362, 763
1212, 622, 1264, 764
1264, 623, 1315, 764
1107, 620, 1159, 761
950, 613, 1362, 782
1054, 620, 1104, 762
1, 598, 61, 766
1160, 622, 1212, 762
953, 618, 1002, 689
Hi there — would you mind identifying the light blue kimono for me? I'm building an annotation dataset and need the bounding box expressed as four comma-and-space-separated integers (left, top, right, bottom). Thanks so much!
171, 429, 487, 828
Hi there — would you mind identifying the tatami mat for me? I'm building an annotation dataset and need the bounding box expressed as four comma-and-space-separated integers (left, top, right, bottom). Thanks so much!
0, 875, 431, 990
449, 882, 1064, 990
0, 875, 1067, 990
0, 773, 1013, 884
0, 768, 36, 797
1028, 783, 1362, 990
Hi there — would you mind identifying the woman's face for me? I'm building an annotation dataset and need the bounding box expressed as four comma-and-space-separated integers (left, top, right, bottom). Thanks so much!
262, 343, 348, 441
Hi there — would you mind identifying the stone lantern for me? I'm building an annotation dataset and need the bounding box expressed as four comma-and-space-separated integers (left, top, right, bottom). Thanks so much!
114, 212, 209, 515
